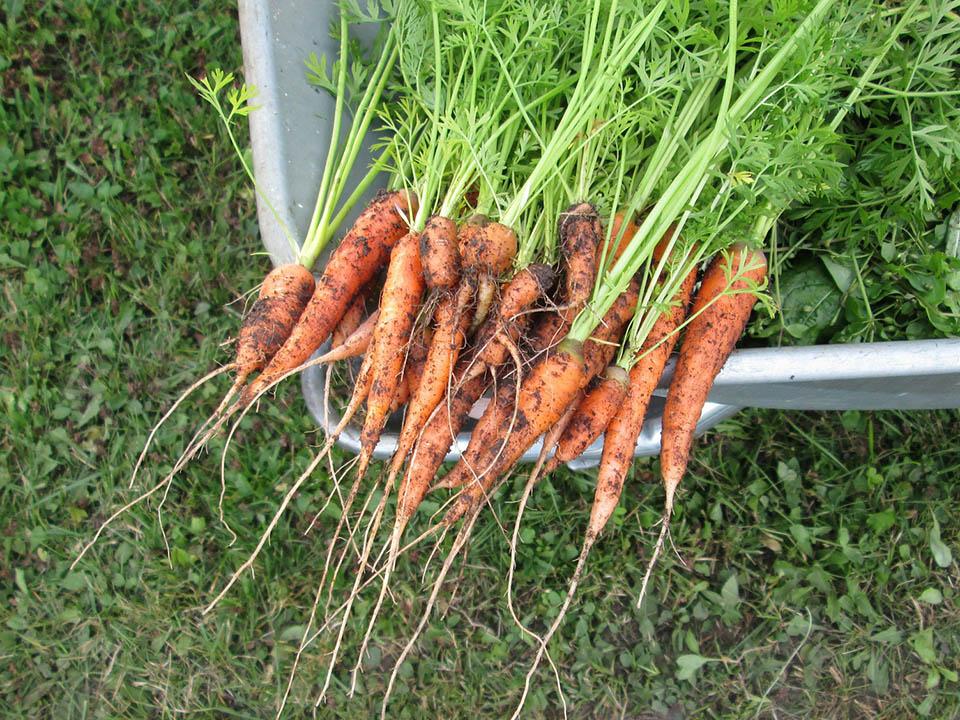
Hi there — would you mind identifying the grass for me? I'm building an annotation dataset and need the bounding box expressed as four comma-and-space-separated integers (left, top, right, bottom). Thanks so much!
1, 2, 959, 718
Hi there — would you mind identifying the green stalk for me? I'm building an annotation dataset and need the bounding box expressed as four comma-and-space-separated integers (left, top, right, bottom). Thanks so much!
409, 4, 446, 231
325, 143, 396, 234
303, 11, 350, 260
298, 35, 399, 267
322, 39, 398, 222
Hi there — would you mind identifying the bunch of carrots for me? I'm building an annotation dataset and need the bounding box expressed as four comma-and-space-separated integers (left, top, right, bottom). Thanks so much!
72, 0, 960, 715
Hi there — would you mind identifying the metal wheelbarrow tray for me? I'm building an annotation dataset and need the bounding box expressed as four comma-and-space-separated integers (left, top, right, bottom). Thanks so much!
238, 0, 960, 467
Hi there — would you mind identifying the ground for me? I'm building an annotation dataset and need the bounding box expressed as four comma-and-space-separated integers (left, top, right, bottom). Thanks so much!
1, 3, 959, 718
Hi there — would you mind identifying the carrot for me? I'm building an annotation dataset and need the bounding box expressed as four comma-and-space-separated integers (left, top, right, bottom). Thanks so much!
402, 221, 524, 474
660, 244, 767, 512
332, 292, 367, 348
592, 265, 697, 538
448, 274, 643, 716
637, 243, 767, 610
550, 366, 629, 468
218, 304, 379, 474
235, 264, 317, 379
505, 367, 627, 719
558, 202, 600, 325
435, 287, 571, 498
427, 340, 591, 720
389, 280, 473, 475
217, 305, 381, 526
231, 305, 379, 432
322, 291, 372, 426
444, 338, 587, 524
472, 279, 497, 333
433, 280, 563, 496
465, 263, 555, 381
354, 231, 426, 482
504, 395, 579, 688
390, 326, 429, 413
651, 224, 678, 262
419, 215, 461, 290
462, 220, 518, 331
324, 220, 502, 697
510, 265, 697, 718
390, 374, 410, 415
504, 367, 628, 564
601, 210, 638, 269
217, 263, 317, 421
241, 189, 416, 405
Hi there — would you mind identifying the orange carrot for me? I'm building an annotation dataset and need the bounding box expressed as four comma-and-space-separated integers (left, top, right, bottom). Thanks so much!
462, 220, 518, 330
332, 292, 367, 348
370, 340, 588, 720
558, 202, 600, 325
390, 280, 473, 475
549, 366, 629, 469
509, 265, 698, 715
419, 215, 461, 290
503, 367, 626, 714
591, 263, 697, 541
436, 295, 567, 496
354, 231, 426, 481
660, 244, 766, 510
444, 338, 587, 524
235, 264, 317, 380
390, 374, 410, 415
332, 218, 507, 695
390, 325, 430, 414
637, 244, 767, 610
342, 219, 499, 678
487, 277, 635, 478
466, 263, 555, 381
241, 189, 416, 404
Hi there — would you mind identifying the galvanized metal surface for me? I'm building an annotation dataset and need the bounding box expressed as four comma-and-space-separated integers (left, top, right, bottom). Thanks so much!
241, 0, 960, 466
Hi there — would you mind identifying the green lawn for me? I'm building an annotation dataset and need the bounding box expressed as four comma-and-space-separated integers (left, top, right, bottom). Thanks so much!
2, 3, 959, 718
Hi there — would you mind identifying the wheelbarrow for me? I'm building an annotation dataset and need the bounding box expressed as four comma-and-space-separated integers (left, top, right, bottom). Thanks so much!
237, 0, 960, 466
